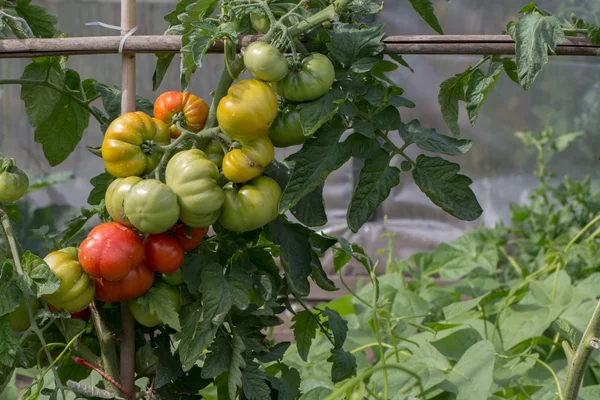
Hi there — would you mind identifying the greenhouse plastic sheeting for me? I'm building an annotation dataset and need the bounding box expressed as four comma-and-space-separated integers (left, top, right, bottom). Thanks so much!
1, 0, 599, 277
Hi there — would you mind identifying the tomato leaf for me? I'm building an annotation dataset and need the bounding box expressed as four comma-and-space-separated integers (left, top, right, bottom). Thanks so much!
345, 133, 381, 159
513, 13, 565, 90
266, 375, 294, 400
291, 184, 327, 227
0, 316, 18, 367
348, 150, 400, 233
140, 287, 182, 331
226, 332, 246, 400
20, 251, 60, 297
94, 83, 154, 125
438, 69, 471, 137
0, 282, 22, 319
502, 58, 519, 84
180, 28, 218, 91
15, 0, 58, 38
322, 308, 348, 349
298, 86, 347, 137
399, 120, 472, 155
20, 57, 66, 126
242, 362, 271, 400
291, 310, 318, 362
328, 348, 357, 383
408, 0, 444, 34
181, 249, 218, 293
309, 250, 337, 292
465, 62, 503, 125
588, 25, 600, 45
87, 172, 114, 206
153, 346, 183, 389
152, 53, 176, 92
412, 155, 482, 221
279, 119, 350, 213
255, 342, 291, 364
328, 24, 385, 69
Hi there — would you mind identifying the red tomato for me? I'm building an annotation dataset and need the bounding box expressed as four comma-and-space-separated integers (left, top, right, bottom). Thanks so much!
154, 91, 209, 139
94, 262, 155, 303
144, 234, 185, 274
171, 224, 209, 252
78, 222, 144, 281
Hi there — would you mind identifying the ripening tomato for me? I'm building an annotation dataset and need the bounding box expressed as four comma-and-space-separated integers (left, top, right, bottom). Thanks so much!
128, 284, 181, 327
268, 105, 306, 147
123, 179, 180, 234
161, 269, 184, 286
272, 53, 335, 102
244, 42, 288, 82
94, 261, 155, 303
153, 91, 209, 139
9, 297, 40, 332
101, 112, 170, 177
216, 79, 278, 141
144, 233, 184, 274
250, 12, 270, 34
222, 135, 274, 183
104, 176, 143, 227
171, 223, 208, 252
219, 176, 282, 232
202, 139, 225, 169
78, 222, 144, 281
0, 157, 29, 202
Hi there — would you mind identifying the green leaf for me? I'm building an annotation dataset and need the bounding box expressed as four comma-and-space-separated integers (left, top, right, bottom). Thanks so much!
181, 250, 218, 293
226, 333, 246, 400
15, 0, 57, 38
502, 58, 519, 84
399, 119, 472, 155
374, 105, 401, 131
309, 250, 337, 292
242, 363, 271, 400
299, 387, 333, 400
443, 295, 486, 321
347, 150, 400, 232
135, 342, 158, 378
345, 133, 381, 159
465, 62, 503, 125
412, 155, 482, 221
0, 282, 21, 318
352, 120, 376, 139
94, 83, 154, 125
134, 287, 181, 331
27, 171, 73, 193
322, 308, 347, 349
179, 21, 219, 90
268, 218, 312, 296
266, 375, 293, 400
552, 131, 585, 153
408, 0, 444, 34
0, 317, 17, 367
153, 53, 175, 91
87, 172, 114, 206
333, 247, 351, 272
291, 310, 319, 361
328, 24, 385, 69
279, 119, 350, 213
588, 25, 600, 45
438, 69, 471, 137
389, 53, 414, 72
298, 86, 346, 137
154, 347, 183, 388
59, 207, 98, 245
178, 0, 219, 26
201, 334, 232, 379
328, 348, 357, 383
514, 13, 565, 90
21, 251, 60, 297
446, 341, 495, 400
255, 342, 290, 364
291, 184, 327, 227
20, 58, 65, 126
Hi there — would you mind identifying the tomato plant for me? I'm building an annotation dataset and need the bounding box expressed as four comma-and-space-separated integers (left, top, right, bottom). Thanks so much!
2, 0, 600, 399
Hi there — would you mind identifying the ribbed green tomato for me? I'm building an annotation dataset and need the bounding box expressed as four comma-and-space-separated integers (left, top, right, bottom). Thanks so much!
9, 297, 40, 332
166, 150, 224, 228
222, 135, 274, 183
219, 176, 281, 233
0, 157, 29, 202
250, 12, 270, 34
105, 176, 142, 226
128, 284, 181, 327
217, 79, 278, 141
272, 53, 335, 102
202, 139, 224, 169
268, 106, 306, 147
244, 42, 288, 82
124, 179, 180, 234
43, 248, 95, 314
101, 112, 170, 177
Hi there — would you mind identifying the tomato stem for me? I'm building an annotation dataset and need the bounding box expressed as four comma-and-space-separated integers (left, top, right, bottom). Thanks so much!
89, 300, 122, 397
71, 356, 132, 398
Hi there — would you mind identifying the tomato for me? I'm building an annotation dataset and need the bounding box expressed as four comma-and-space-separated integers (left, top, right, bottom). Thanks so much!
78, 222, 144, 281
144, 233, 184, 274
43, 248, 95, 314
9, 297, 40, 332
124, 179, 180, 234
244, 42, 288, 82
268, 106, 306, 147
165, 150, 223, 228
94, 261, 155, 303
219, 176, 282, 232
161, 269, 184, 286
250, 12, 270, 34
0, 158, 29, 202
104, 176, 142, 227
202, 139, 224, 169
102, 111, 170, 177
216, 79, 278, 141
153, 91, 209, 139
171, 223, 208, 252
128, 284, 181, 328
222, 135, 274, 183
272, 53, 335, 102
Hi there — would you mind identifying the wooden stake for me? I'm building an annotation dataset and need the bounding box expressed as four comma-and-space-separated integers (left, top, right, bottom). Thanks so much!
119, 0, 137, 395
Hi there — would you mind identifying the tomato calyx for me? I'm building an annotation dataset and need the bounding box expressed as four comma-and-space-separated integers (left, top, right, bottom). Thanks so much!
230, 141, 242, 150
0, 156, 15, 172
140, 140, 163, 156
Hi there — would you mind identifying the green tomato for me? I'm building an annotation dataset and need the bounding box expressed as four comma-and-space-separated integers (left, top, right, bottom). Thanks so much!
219, 176, 281, 233
128, 284, 181, 327
124, 179, 180, 234
244, 42, 288, 82
272, 53, 335, 102
0, 158, 29, 202
250, 12, 270, 34
268, 106, 306, 147
203, 139, 224, 169
105, 176, 143, 226
166, 149, 224, 228
9, 297, 40, 332
161, 269, 184, 286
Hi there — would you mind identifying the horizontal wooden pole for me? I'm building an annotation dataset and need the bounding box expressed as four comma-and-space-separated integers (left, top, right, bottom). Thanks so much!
0, 35, 597, 58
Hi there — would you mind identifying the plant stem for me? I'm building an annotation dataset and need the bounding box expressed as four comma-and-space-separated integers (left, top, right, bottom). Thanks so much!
89, 300, 122, 396
0, 79, 104, 123
370, 269, 389, 400
0, 205, 64, 390
564, 300, 600, 400
563, 28, 589, 34
287, 0, 353, 37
